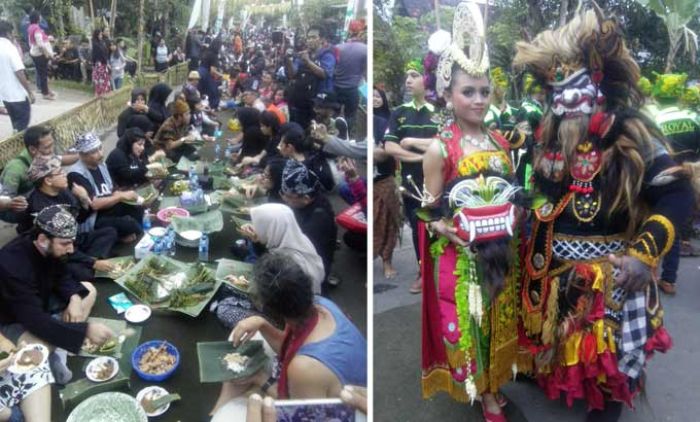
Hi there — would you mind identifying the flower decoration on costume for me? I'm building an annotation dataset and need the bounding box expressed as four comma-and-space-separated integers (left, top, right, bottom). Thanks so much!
652, 72, 687, 100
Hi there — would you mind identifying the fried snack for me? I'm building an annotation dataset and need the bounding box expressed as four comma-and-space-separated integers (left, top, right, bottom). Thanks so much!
225, 275, 249, 289
139, 345, 176, 375
222, 352, 249, 372
93, 359, 115, 380
17, 349, 42, 367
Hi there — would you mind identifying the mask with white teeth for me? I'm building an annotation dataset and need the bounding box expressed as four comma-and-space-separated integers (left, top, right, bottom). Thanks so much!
448, 175, 521, 244
550, 69, 602, 118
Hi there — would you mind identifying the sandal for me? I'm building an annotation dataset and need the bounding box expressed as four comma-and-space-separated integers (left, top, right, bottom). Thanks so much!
482, 405, 507, 422
495, 392, 508, 408
409, 279, 422, 294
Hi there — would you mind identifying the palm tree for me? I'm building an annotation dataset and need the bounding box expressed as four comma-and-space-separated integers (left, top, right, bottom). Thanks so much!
634, 0, 699, 72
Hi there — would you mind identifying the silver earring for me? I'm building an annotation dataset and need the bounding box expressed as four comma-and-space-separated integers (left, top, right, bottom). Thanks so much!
446, 101, 454, 111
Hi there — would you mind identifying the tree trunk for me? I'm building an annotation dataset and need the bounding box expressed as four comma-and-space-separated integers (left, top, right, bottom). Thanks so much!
110, 0, 118, 36
137, 0, 145, 73
88, 0, 95, 25
525, 0, 545, 33
434, 0, 441, 30
558, 0, 569, 28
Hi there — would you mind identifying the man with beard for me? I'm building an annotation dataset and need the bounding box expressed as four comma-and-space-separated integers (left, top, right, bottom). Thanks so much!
0, 206, 115, 383
513, 6, 694, 421
383, 59, 439, 294
20, 155, 118, 282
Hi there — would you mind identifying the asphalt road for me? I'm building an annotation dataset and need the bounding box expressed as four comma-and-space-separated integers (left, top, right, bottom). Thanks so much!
373, 225, 700, 422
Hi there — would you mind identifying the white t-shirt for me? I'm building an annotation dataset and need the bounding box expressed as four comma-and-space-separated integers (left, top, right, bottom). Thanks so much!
0, 38, 28, 103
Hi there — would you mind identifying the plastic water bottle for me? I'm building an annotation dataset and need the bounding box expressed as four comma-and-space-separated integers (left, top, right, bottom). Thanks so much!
153, 238, 163, 256
142, 210, 151, 231
214, 143, 221, 161
195, 188, 204, 205
224, 144, 233, 159
198, 234, 209, 262
166, 229, 176, 257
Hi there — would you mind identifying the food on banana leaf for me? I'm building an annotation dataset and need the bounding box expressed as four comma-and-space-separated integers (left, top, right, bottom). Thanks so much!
223, 352, 249, 373
225, 275, 249, 290
123, 258, 215, 309
82, 338, 118, 355
170, 180, 190, 196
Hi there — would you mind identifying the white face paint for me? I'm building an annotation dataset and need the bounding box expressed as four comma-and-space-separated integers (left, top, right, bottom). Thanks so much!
550, 69, 600, 118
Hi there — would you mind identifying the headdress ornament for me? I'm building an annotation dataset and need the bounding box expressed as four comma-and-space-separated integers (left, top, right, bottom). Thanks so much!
435, 1, 490, 97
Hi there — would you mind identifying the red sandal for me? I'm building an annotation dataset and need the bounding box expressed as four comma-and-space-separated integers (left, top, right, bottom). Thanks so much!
482, 406, 507, 422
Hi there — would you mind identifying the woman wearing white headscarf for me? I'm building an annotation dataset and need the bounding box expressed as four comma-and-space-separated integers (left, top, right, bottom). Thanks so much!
245, 203, 325, 294
215, 203, 325, 330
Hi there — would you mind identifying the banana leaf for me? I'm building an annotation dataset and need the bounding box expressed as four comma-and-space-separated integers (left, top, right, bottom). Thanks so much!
121, 184, 158, 206
212, 175, 232, 190
79, 317, 127, 358
197, 340, 269, 383
114, 255, 221, 317
61, 326, 142, 412
95, 256, 136, 280
215, 258, 254, 293
170, 210, 224, 234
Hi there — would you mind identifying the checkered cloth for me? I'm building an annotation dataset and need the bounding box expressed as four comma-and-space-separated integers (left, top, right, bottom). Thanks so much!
617, 290, 647, 380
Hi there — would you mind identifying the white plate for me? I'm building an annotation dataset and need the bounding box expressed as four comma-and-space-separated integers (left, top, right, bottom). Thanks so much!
85, 356, 119, 382
136, 386, 170, 417
8, 344, 48, 374
125, 304, 151, 323
179, 230, 202, 241
148, 227, 167, 238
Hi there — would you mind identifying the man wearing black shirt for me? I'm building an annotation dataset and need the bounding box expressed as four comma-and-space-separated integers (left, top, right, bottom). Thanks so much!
67, 133, 142, 243
383, 61, 439, 293
280, 160, 338, 288
285, 25, 337, 129
21, 155, 118, 282
0, 206, 114, 357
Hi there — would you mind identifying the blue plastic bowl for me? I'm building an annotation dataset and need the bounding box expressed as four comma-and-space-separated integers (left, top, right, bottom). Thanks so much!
131, 340, 180, 382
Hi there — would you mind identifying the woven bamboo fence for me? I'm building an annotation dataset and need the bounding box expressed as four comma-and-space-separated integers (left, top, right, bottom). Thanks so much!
0, 62, 189, 168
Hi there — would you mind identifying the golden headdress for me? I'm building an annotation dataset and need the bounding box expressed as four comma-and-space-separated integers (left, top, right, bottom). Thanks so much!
513, 4, 640, 105
434, 1, 490, 97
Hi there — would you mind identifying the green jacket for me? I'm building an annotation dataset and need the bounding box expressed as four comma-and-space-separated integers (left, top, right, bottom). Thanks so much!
0, 149, 33, 196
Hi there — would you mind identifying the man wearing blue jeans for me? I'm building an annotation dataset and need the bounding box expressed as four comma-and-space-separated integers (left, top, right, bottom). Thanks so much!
0, 20, 35, 132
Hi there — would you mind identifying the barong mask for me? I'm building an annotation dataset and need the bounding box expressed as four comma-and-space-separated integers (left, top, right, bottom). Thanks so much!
448, 175, 521, 244
550, 69, 601, 118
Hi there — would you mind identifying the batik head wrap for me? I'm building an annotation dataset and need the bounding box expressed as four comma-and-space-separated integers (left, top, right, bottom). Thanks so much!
36, 205, 77, 239
280, 160, 320, 197
28, 154, 62, 183
74, 132, 102, 153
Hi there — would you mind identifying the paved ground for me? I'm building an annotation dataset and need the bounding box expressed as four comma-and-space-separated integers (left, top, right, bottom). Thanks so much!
0, 90, 367, 420
373, 225, 700, 422
0, 86, 93, 139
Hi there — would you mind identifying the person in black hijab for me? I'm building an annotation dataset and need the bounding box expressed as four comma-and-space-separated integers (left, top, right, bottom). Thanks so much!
106, 127, 160, 189
117, 88, 161, 137
147, 83, 173, 131
230, 107, 267, 163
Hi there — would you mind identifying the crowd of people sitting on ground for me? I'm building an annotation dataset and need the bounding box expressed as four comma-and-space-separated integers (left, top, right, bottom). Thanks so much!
0, 16, 368, 421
